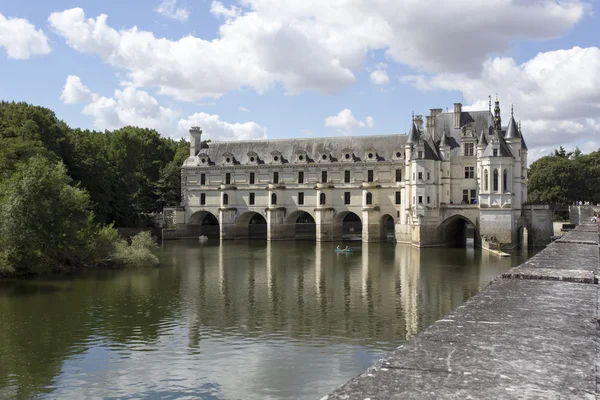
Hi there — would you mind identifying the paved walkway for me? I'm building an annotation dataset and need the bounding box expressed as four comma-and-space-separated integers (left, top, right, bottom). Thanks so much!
325, 224, 598, 400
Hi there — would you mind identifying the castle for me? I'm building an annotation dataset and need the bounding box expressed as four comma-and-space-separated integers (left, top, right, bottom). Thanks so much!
170, 98, 552, 248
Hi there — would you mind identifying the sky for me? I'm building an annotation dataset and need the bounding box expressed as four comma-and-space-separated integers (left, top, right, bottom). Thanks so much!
1, 0, 599, 164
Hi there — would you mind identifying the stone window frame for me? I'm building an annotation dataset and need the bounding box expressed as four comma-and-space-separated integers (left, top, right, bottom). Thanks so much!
392, 148, 404, 162
222, 152, 235, 166
319, 149, 332, 163
341, 148, 354, 163
295, 150, 308, 164
246, 151, 259, 165
364, 147, 378, 163
197, 152, 210, 166
270, 150, 283, 164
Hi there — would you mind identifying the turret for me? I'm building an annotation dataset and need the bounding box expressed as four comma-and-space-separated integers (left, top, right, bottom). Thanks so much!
477, 130, 488, 158
190, 126, 203, 157
505, 105, 522, 158
438, 130, 451, 160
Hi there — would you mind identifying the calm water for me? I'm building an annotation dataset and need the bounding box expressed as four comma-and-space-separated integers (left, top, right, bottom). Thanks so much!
0, 240, 536, 400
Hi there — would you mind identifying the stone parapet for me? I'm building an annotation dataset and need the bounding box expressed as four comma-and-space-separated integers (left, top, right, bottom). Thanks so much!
326, 223, 599, 399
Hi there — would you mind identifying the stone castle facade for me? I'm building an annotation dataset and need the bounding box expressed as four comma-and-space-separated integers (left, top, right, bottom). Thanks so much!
174, 98, 551, 248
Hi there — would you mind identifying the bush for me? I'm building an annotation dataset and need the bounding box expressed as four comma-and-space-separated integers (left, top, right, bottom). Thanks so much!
113, 231, 159, 267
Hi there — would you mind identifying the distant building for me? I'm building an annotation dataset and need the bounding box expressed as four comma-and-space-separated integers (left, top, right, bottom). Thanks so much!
174, 98, 551, 248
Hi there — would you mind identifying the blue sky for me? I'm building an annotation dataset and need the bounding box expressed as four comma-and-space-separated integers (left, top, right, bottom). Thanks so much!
1, 0, 599, 163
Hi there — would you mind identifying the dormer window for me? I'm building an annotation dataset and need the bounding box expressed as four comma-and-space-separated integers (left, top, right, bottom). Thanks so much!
223, 152, 234, 165
341, 148, 354, 163
246, 151, 259, 165
365, 148, 378, 162
392, 149, 404, 161
295, 150, 308, 163
319, 150, 331, 163
197, 152, 210, 166
493, 148, 498, 157
270, 150, 283, 164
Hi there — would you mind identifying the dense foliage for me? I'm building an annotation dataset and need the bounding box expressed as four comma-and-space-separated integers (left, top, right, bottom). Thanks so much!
0, 101, 189, 226
0, 101, 188, 276
528, 146, 600, 205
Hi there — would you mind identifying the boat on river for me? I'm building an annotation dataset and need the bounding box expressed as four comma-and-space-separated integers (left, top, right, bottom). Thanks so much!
335, 248, 353, 253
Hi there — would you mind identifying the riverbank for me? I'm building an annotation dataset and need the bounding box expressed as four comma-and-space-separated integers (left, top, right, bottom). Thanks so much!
325, 223, 599, 399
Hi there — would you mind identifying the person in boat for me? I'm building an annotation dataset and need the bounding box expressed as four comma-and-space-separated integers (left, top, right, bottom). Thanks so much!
343, 246, 349, 251
336, 245, 341, 251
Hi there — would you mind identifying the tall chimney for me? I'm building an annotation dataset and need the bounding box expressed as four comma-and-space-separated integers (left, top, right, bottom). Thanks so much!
189, 126, 203, 157
453, 103, 462, 129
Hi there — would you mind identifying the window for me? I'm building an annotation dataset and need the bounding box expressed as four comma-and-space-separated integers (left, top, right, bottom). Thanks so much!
366, 192, 373, 205
249, 172, 255, 185
427, 196, 430, 204
470, 189, 476, 204
225, 173, 231, 185
367, 170, 374, 182
493, 169, 499, 192
462, 190, 469, 204
319, 193, 326, 205
484, 169, 489, 191
322, 171, 327, 183
249, 193, 255, 205
298, 192, 304, 205
344, 192, 351, 205
200, 173, 206, 185
395, 169, 402, 182
344, 170, 351, 183
418, 151, 423, 159
298, 171, 304, 184
503, 169, 508, 192
418, 196, 423, 204
413, 196, 415, 204
493, 148, 498, 157
271, 193, 277, 205
418, 172, 423, 180
427, 172, 430, 180
223, 193, 228, 205
464, 166, 474, 179
395, 191, 401, 205
200, 193, 206, 205
464, 142, 475, 156
413, 172, 415, 181
273, 172, 279, 184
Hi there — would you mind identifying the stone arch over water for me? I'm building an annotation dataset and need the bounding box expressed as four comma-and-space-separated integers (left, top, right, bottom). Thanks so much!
437, 215, 481, 247
236, 211, 267, 239
187, 211, 220, 237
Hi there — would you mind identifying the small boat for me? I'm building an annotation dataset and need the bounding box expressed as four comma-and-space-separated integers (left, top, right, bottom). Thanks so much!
335, 248, 353, 253
199, 235, 208, 243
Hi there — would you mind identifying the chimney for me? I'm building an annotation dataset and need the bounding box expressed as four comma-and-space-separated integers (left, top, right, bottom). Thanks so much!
189, 126, 203, 157
453, 103, 462, 129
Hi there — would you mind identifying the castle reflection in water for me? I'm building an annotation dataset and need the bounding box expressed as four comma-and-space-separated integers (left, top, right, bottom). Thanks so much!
167, 240, 520, 347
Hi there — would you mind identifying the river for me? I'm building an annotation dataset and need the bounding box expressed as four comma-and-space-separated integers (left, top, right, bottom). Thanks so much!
0, 240, 536, 399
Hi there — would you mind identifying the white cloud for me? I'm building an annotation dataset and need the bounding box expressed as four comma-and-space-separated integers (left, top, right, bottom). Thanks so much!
68, 79, 180, 135
325, 109, 374, 132
0, 13, 50, 59
155, 0, 189, 22
47, 1, 588, 101
370, 64, 389, 85
61, 75, 95, 104
178, 113, 267, 141
365, 115, 375, 128
370, 70, 389, 85
239, 106, 250, 112
401, 46, 600, 160
210, 1, 241, 19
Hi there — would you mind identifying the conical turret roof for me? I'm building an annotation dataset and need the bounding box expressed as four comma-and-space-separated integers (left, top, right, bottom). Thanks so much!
407, 122, 419, 143
505, 115, 521, 140
439, 130, 451, 147
478, 130, 488, 147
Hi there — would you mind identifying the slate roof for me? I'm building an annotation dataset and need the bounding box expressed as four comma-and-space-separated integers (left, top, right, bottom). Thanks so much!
505, 116, 521, 140
482, 132, 514, 158
184, 134, 409, 167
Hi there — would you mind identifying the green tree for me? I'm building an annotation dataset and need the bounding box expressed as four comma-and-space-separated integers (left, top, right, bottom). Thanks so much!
0, 156, 97, 275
